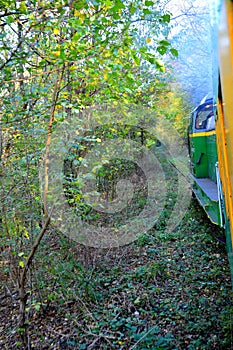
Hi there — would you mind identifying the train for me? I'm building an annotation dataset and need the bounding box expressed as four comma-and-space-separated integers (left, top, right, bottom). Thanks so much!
188, 0, 233, 285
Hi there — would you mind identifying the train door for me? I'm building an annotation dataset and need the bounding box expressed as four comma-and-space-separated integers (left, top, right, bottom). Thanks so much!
189, 99, 217, 179
189, 98, 221, 225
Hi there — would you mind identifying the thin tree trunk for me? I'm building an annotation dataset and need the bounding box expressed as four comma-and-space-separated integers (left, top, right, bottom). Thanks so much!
43, 66, 65, 216
17, 214, 51, 348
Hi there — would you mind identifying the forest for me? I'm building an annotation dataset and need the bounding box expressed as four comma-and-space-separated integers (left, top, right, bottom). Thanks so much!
0, 0, 232, 349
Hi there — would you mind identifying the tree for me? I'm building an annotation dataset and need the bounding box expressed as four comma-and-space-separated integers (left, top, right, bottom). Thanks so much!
0, 0, 179, 347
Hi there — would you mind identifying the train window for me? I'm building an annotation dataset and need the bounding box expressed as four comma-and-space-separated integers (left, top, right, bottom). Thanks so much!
206, 112, 215, 130
195, 109, 215, 131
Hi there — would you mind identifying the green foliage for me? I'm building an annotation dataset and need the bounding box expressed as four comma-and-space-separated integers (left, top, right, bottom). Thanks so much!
0, 0, 178, 240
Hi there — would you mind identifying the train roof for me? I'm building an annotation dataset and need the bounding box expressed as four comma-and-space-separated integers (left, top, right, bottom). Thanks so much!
192, 97, 214, 114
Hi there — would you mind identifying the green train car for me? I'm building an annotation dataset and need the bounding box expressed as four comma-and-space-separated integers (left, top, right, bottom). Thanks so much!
189, 0, 233, 284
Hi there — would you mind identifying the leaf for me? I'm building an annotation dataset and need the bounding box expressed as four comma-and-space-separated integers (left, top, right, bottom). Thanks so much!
114, 0, 125, 10
53, 28, 59, 35
19, 261, 25, 268
170, 48, 178, 57
130, 5, 137, 14
155, 58, 165, 72
157, 46, 167, 55
139, 47, 147, 53
133, 55, 140, 66
5, 15, 14, 24
52, 51, 60, 57
146, 38, 151, 44
113, 13, 121, 20
74, 0, 86, 10
124, 88, 133, 94
35, 304, 41, 311
161, 14, 171, 23
145, 54, 155, 64
145, 1, 154, 6
143, 9, 152, 15
159, 40, 170, 47
19, 1, 27, 13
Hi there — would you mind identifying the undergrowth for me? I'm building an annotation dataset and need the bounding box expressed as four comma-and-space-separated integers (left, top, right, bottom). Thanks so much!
1, 199, 232, 349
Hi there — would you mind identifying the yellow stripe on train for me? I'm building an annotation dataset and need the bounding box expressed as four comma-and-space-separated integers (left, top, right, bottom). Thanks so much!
189, 130, 216, 138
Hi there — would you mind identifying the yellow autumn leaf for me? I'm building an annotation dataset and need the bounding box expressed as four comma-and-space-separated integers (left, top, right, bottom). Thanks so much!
70, 65, 78, 71
103, 73, 108, 80
53, 28, 59, 35
61, 92, 68, 98
19, 1, 27, 12
146, 37, 151, 43
52, 51, 60, 57
96, 138, 101, 143
103, 51, 111, 58
23, 229, 29, 239
75, 194, 82, 201
19, 261, 25, 268
74, 10, 85, 23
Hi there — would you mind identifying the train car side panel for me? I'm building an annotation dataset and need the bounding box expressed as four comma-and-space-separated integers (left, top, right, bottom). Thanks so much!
217, 0, 233, 279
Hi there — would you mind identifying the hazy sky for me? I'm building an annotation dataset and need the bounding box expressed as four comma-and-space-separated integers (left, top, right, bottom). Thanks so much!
165, 0, 219, 105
